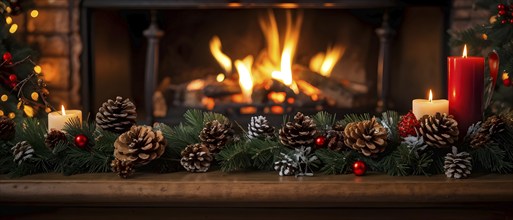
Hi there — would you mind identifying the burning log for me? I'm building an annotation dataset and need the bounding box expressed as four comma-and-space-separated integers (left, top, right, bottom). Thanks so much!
203, 80, 241, 98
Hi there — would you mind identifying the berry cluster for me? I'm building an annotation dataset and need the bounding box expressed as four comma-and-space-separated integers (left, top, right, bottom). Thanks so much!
497, 3, 513, 24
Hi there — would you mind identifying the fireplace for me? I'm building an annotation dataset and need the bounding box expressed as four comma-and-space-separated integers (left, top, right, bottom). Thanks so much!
80, 0, 450, 124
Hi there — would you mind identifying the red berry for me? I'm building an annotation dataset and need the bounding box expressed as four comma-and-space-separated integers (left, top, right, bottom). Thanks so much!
8, 74, 17, 82
398, 111, 420, 138
504, 78, 512, 87
10, 82, 17, 88
498, 3, 505, 10
498, 9, 507, 16
501, 19, 507, 24
2, 52, 12, 62
315, 136, 327, 149
510, 18, 513, 24
353, 161, 367, 176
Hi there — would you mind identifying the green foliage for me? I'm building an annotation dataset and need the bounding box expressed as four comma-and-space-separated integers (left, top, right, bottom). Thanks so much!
381, 111, 400, 143
216, 142, 252, 172
471, 143, 513, 173
249, 138, 289, 170
312, 111, 336, 132
315, 149, 357, 175
337, 113, 371, 127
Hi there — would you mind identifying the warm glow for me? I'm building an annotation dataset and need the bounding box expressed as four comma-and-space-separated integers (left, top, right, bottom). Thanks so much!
186, 79, 205, 91
234, 55, 254, 103
9, 24, 18, 33
209, 35, 232, 74
268, 92, 286, 103
296, 80, 321, 101
30, 10, 39, 18
428, 90, 433, 102
462, 44, 467, 58
34, 65, 42, 74
216, 73, 225, 82
61, 105, 66, 115
5, 16, 12, 25
503, 72, 510, 80
309, 45, 345, 77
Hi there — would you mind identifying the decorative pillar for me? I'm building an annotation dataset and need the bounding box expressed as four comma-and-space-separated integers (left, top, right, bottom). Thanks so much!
144, 11, 164, 124
375, 12, 395, 112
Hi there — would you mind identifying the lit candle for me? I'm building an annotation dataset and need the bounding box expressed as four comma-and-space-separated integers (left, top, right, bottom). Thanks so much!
448, 45, 484, 132
412, 89, 449, 119
48, 105, 82, 131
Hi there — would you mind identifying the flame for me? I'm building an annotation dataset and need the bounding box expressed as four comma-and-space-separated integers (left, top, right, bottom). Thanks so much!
268, 92, 286, 103
428, 89, 433, 102
462, 44, 467, 58
61, 105, 66, 115
210, 35, 232, 73
234, 55, 254, 103
309, 45, 345, 77
216, 73, 225, 82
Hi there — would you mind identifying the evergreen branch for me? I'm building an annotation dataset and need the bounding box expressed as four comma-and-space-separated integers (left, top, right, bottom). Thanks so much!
471, 143, 513, 173
167, 123, 200, 150
312, 111, 336, 132
337, 113, 371, 127
203, 111, 229, 124
377, 144, 410, 176
381, 111, 400, 143
248, 138, 288, 170
183, 109, 204, 130
315, 149, 356, 175
216, 142, 252, 172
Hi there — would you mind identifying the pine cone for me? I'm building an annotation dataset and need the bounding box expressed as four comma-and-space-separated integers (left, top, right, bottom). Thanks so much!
0, 116, 15, 141
274, 156, 298, 176
279, 112, 317, 149
326, 125, 345, 152
45, 129, 67, 150
11, 141, 35, 165
111, 159, 135, 179
114, 125, 167, 166
96, 96, 137, 134
180, 143, 213, 172
247, 116, 275, 140
199, 120, 233, 154
470, 115, 505, 149
444, 146, 472, 179
418, 113, 459, 148
343, 117, 388, 157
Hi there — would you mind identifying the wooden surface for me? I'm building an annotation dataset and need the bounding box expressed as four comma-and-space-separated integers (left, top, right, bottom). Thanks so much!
1, 171, 513, 207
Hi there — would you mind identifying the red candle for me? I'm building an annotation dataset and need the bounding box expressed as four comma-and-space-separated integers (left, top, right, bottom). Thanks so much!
448, 45, 484, 134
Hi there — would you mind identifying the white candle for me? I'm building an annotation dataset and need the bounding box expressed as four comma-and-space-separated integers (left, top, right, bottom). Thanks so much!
48, 105, 82, 131
412, 90, 449, 119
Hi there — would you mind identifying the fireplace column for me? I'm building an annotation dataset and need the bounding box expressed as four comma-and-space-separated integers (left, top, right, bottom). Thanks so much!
375, 12, 395, 112
144, 11, 164, 124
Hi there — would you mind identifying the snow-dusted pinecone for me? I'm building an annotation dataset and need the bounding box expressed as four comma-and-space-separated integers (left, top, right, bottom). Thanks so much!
0, 116, 15, 141
180, 143, 213, 172
470, 115, 505, 149
444, 146, 472, 179
199, 120, 233, 154
44, 129, 67, 150
96, 96, 137, 134
111, 159, 135, 179
418, 113, 459, 148
274, 155, 298, 176
11, 141, 35, 165
247, 116, 275, 140
279, 112, 317, 149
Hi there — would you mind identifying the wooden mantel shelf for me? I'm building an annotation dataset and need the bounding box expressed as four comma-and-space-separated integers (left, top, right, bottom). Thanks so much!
1, 172, 512, 207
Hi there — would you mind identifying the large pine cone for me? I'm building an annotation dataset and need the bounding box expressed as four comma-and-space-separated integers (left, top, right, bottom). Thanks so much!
279, 112, 317, 149
111, 159, 135, 179
0, 116, 15, 141
326, 123, 345, 152
343, 117, 387, 157
247, 116, 275, 140
444, 146, 472, 179
45, 129, 67, 150
418, 113, 459, 148
470, 115, 505, 149
114, 125, 167, 166
11, 141, 35, 165
199, 120, 233, 154
96, 96, 137, 134
180, 143, 213, 172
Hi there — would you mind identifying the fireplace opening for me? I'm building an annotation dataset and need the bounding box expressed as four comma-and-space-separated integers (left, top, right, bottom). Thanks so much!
84, 3, 449, 124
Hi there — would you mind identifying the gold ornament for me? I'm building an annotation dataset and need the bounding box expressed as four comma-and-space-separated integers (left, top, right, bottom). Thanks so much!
482, 34, 488, 40
31, 92, 39, 101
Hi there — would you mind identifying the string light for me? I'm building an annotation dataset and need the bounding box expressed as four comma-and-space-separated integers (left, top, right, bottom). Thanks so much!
8, 112, 15, 119
0, 110, 3, 116
30, 10, 39, 18
1, 95, 7, 102
6, 7, 11, 13
34, 65, 42, 74
9, 24, 18, 33
31, 92, 39, 101
5, 16, 12, 24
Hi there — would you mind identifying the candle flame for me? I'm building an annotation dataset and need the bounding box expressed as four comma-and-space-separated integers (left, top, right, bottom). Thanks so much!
428, 90, 433, 102
61, 105, 66, 115
462, 44, 467, 58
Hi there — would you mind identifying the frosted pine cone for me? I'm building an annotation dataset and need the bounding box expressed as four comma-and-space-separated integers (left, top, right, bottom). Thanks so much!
114, 125, 167, 166
247, 116, 275, 140
343, 117, 388, 157
180, 143, 213, 172
444, 146, 472, 179
274, 155, 298, 176
11, 141, 35, 165
199, 120, 233, 154
111, 159, 135, 179
96, 96, 137, 134
44, 129, 67, 150
279, 112, 317, 149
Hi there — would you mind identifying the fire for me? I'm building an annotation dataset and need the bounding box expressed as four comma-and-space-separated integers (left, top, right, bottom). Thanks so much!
309, 45, 345, 77
234, 55, 254, 103
210, 35, 232, 73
